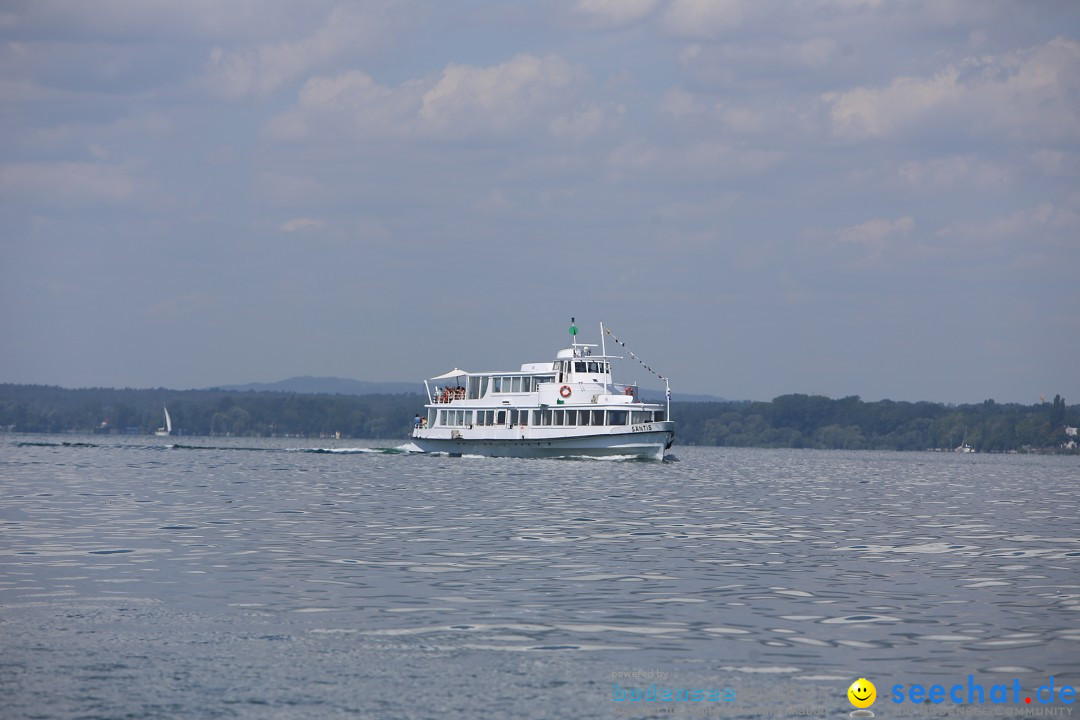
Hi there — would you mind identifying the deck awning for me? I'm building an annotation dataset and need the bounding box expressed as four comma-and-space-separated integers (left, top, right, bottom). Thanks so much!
430, 368, 469, 380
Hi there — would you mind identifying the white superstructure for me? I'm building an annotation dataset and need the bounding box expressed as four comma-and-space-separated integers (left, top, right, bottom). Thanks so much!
410, 321, 674, 460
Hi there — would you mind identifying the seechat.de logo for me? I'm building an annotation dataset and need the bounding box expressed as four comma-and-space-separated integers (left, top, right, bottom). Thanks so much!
891, 676, 1076, 706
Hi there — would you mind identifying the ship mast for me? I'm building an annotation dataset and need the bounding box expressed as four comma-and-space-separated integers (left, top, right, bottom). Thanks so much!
600, 320, 610, 394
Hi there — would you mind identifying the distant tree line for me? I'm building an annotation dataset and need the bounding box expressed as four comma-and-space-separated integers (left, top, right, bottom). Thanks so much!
674, 394, 1076, 452
0, 385, 1076, 452
0, 385, 421, 440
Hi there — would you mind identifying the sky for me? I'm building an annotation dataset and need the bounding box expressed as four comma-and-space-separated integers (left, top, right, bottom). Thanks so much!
1, 0, 1078, 405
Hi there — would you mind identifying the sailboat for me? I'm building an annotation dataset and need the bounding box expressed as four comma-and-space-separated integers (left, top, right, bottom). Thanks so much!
154, 406, 172, 437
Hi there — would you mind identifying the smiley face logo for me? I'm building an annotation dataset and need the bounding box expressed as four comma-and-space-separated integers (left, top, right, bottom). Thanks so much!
848, 678, 876, 708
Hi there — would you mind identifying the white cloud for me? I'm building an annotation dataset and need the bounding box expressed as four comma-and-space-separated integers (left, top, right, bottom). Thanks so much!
660, 87, 703, 118
663, 0, 745, 39
606, 138, 783, 180
0, 161, 139, 207
897, 156, 1009, 191
718, 105, 764, 133
419, 54, 579, 136
837, 216, 914, 249
550, 102, 615, 141
824, 37, 1080, 141
266, 54, 588, 142
280, 217, 325, 233
193, 5, 406, 99
824, 68, 960, 140
575, 0, 659, 27
937, 200, 1078, 246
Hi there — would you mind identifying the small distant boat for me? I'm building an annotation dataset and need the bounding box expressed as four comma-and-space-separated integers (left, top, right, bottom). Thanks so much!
154, 406, 172, 437
954, 443, 975, 453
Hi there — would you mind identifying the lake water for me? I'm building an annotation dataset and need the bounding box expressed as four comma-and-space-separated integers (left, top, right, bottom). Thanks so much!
1, 435, 1078, 719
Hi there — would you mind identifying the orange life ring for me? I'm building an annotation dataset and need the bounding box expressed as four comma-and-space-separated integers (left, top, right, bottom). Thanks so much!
624, 386, 635, 396
559, 385, 572, 398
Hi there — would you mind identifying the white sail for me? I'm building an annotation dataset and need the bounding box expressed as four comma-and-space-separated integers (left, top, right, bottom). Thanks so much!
163, 406, 172, 433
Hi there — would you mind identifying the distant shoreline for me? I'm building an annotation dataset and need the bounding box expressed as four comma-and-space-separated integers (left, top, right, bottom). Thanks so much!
1, 384, 1075, 453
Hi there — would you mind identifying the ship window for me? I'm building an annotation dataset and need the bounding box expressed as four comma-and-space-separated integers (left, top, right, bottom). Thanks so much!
438, 410, 447, 426
654, 411, 665, 422
496, 410, 505, 425
464, 411, 473, 427
493, 377, 502, 393
575, 361, 586, 373
592, 410, 604, 426
427, 409, 436, 426
553, 410, 563, 426
510, 377, 520, 393
609, 410, 627, 425
587, 361, 598, 373
468, 376, 487, 399
578, 410, 589, 426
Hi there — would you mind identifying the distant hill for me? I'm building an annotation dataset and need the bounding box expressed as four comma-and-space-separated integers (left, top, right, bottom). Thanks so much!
212, 376, 421, 396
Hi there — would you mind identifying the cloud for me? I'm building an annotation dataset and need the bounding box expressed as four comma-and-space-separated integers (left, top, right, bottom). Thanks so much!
824, 37, 1080, 141
837, 216, 914, 249
280, 217, 325, 233
418, 54, 580, 135
550, 102, 617, 141
937, 200, 1077, 247
824, 69, 960, 139
193, 4, 408, 99
662, 0, 745, 39
897, 156, 1009, 191
265, 54, 590, 142
606, 138, 783, 181
0, 161, 139, 207
575, 0, 659, 27
660, 87, 703, 118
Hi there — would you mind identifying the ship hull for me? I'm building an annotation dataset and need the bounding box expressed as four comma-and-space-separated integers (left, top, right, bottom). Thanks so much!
410, 426, 674, 460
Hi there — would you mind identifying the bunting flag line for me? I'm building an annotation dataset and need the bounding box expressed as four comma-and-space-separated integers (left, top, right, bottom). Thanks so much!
605, 327, 668, 384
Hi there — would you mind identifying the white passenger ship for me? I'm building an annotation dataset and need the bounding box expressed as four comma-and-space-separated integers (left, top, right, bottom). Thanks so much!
411, 321, 675, 460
